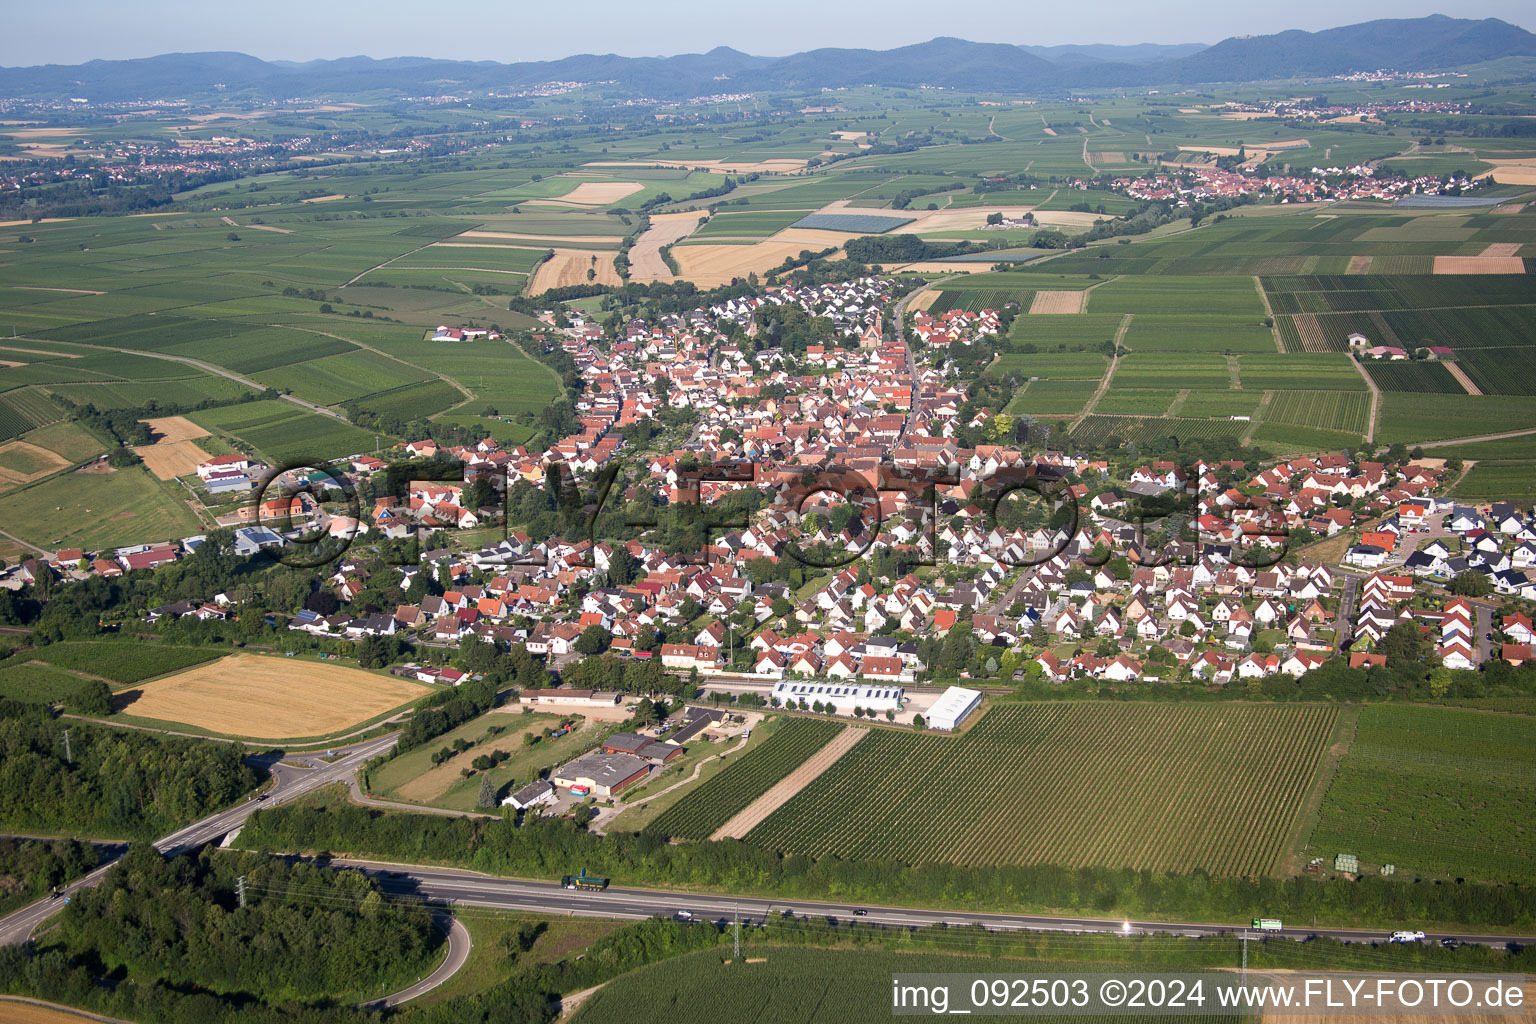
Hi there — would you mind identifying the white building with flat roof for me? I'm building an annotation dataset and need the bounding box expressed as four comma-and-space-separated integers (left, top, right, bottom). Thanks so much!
771, 679, 902, 714
926, 686, 982, 731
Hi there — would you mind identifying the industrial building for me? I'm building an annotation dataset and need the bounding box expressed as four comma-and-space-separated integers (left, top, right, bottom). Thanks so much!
551, 751, 651, 797
771, 679, 903, 714
925, 686, 982, 731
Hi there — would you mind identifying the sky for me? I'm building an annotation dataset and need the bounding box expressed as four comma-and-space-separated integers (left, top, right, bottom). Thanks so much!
2, 0, 1530, 66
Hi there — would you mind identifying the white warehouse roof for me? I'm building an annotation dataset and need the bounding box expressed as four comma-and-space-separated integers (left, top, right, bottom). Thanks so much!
926, 686, 982, 731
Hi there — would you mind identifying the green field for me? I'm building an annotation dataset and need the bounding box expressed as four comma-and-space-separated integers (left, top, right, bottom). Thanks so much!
191, 400, 380, 462
1452, 460, 1536, 502
645, 718, 844, 840
691, 210, 806, 237
1003, 379, 1099, 416
1121, 315, 1276, 354
1361, 360, 1466, 394
1310, 706, 1536, 881
572, 947, 1247, 1024
1263, 390, 1372, 435
1086, 276, 1266, 317
0, 464, 202, 549
724, 704, 1338, 876
1378, 393, 1536, 443
22, 643, 224, 685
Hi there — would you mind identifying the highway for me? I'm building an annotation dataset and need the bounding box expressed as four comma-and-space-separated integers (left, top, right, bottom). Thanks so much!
0, 733, 398, 946
347, 859, 1536, 950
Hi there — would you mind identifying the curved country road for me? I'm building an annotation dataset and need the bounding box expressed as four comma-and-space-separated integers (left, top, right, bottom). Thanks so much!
360, 912, 473, 1009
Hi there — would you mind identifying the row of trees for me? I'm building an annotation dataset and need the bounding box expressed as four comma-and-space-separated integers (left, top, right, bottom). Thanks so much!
240, 801, 1536, 930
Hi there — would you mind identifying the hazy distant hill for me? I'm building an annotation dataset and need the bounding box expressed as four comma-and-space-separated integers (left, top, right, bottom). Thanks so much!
0, 15, 1531, 102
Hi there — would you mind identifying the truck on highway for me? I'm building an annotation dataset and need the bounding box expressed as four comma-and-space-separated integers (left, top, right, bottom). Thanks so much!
561, 869, 609, 892
1389, 930, 1426, 943
1252, 918, 1283, 932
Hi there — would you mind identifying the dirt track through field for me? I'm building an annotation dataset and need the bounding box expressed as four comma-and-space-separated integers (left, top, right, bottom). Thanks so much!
1444, 360, 1482, 396
629, 212, 706, 280
710, 725, 868, 840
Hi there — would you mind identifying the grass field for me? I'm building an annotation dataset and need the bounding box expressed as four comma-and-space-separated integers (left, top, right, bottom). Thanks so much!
704, 704, 1343, 876
380, 710, 600, 811
116, 653, 430, 740
1309, 706, 1536, 881
0, 464, 202, 549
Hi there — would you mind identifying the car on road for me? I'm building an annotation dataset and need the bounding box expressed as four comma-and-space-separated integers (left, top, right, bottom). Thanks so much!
853, 909, 868, 917
256, 794, 268, 801
1440, 938, 1459, 949
675, 910, 693, 921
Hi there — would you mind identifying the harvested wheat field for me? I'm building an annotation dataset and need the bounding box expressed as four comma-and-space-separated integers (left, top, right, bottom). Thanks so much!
1433, 255, 1526, 274
672, 241, 844, 287
1029, 290, 1086, 314
0, 998, 125, 1024
0, 440, 70, 491
142, 415, 211, 444
132, 438, 213, 480
629, 212, 706, 280
1346, 255, 1374, 274
530, 249, 623, 293
531, 181, 643, 206
120, 653, 429, 739
1481, 242, 1523, 257
1487, 161, 1536, 186
907, 290, 941, 312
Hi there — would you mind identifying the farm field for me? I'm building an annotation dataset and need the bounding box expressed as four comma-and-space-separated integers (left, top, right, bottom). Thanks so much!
0, 464, 202, 549
1086, 276, 1266, 317
190, 399, 380, 462
372, 709, 602, 812
1003, 379, 1099, 417
21, 642, 224, 685
792, 213, 913, 233
1360, 360, 1466, 394
1378, 394, 1536, 443
1263, 390, 1372, 435
1453, 460, 1536, 502
0, 661, 109, 708
732, 703, 1338, 876
1309, 706, 1536, 882
645, 718, 844, 841
115, 653, 430, 740
571, 948, 1250, 1024
1121, 315, 1276, 354
1072, 415, 1248, 447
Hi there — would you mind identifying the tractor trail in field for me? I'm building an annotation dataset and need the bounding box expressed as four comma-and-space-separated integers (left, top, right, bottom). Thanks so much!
710, 726, 868, 840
